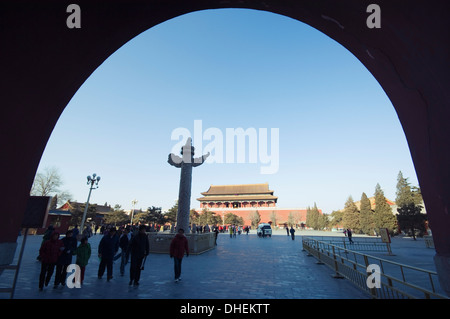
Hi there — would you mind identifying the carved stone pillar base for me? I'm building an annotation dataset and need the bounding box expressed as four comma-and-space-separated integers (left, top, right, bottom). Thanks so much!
148, 232, 216, 255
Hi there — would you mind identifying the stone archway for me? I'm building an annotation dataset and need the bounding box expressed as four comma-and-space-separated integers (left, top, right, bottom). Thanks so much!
1, 0, 449, 295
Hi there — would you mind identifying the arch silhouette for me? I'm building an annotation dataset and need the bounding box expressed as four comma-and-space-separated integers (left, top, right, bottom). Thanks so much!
1, 0, 449, 295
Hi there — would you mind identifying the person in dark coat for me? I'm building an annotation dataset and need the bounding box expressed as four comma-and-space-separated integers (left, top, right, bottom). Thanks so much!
119, 227, 131, 276
39, 231, 64, 290
54, 230, 77, 287
290, 226, 295, 240
169, 228, 189, 282
37, 225, 55, 261
129, 225, 149, 286
347, 228, 353, 243
97, 227, 119, 281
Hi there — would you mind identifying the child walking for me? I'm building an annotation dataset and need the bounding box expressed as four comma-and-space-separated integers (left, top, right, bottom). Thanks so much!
74, 236, 91, 285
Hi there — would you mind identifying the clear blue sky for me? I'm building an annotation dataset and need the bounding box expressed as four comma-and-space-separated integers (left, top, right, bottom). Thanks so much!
37, 9, 419, 214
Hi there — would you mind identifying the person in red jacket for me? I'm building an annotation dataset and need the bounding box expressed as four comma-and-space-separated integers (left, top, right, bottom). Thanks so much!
169, 228, 189, 282
38, 231, 64, 290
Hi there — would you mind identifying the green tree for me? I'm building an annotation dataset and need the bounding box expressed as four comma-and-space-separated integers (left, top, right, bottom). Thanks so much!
70, 202, 97, 226
359, 192, 375, 235
374, 183, 397, 233
224, 213, 244, 225
147, 206, 164, 224
197, 208, 221, 225
343, 196, 360, 232
396, 203, 427, 239
411, 186, 423, 206
190, 209, 200, 225
306, 203, 320, 230
396, 171, 414, 207
329, 210, 344, 229
250, 210, 261, 228
103, 205, 129, 226
317, 213, 329, 230
132, 209, 147, 224
165, 201, 178, 224
395, 171, 426, 239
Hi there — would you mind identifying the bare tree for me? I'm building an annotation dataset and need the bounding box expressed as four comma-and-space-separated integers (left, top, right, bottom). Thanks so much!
30, 166, 72, 206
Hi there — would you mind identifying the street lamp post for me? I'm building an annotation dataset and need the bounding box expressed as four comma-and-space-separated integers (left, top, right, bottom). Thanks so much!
80, 173, 101, 235
131, 199, 138, 225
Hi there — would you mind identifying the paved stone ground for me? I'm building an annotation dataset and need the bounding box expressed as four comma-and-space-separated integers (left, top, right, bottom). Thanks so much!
0, 230, 368, 300
0, 229, 445, 301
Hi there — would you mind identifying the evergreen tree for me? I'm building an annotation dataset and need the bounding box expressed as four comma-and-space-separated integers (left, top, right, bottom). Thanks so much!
330, 210, 344, 229
396, 171, 414, 207
305, 206, 312, 228
396, 203, 427, 239
359, 192, 375, 235
374, 183, 397, 233
104, 205, 129, 226
343, 196, 360, 232
197, 208, 221, 225
225, 213, 244, 226
395, 171, 427, 239
165, 201, 178, 224
70, 202, 97, 226
306, 203, 320, 230
147, 206, 164, 224
190, 209, 200, 225
317, 213, 329, 230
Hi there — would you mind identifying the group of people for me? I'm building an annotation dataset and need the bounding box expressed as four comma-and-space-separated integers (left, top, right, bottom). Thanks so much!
37, 224, 191, 290
285, 226, 296, 240
38, 227, 91, 291
228, 225, 250, 238
97, 225, 150, 286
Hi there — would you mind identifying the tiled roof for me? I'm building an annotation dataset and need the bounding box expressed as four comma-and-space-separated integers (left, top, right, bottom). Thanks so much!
201, 183, 274, 195
197, 194, 278, 202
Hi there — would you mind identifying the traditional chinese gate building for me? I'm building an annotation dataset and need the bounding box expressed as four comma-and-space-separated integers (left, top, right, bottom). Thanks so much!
196, 183, 316, 226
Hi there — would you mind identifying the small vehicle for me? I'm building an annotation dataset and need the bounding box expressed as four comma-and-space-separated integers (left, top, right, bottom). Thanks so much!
257, 223, 272, 237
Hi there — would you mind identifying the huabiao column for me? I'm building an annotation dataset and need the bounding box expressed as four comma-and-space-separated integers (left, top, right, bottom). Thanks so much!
168, 137, 209, 233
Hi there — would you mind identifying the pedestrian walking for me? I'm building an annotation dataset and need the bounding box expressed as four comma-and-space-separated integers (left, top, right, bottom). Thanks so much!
54, 230, 77, 288
38, 231, 64, 291
74, 236, 91, 285
129, 225, 149, 286
36, 225, 54, 261
347, 229, 353, 243
119, 228, 131, 276
97, 227, 119, 281
286, 226, 289, 236
170, 228, 189, 282
213, 226, 219, 246
290, 226, 295, 240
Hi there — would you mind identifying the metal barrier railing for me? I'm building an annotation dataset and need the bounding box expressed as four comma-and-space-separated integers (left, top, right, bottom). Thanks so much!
304, 236, 393, 254
302, 236, 448, 299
